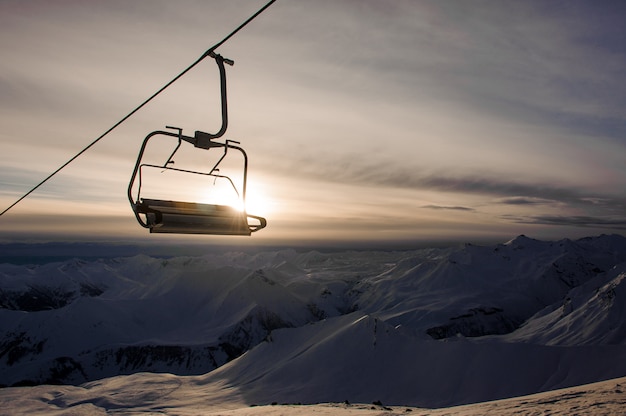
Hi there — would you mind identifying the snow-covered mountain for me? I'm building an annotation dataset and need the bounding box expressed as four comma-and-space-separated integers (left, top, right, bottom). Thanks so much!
1, 234, 626, 408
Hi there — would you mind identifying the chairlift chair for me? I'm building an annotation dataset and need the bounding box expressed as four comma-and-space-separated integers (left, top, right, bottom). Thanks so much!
127, 53, 267, 236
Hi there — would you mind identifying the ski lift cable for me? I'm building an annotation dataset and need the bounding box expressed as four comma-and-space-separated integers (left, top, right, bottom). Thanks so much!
0, 0, 276, 218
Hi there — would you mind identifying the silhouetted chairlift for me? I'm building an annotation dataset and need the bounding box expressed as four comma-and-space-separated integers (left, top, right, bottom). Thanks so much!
127, 53, 267, 236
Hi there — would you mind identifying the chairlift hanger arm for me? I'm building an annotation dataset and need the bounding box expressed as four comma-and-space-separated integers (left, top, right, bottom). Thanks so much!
196, 53, 233, 144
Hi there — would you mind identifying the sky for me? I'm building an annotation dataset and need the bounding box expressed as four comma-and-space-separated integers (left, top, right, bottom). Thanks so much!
0, 0, 625, 248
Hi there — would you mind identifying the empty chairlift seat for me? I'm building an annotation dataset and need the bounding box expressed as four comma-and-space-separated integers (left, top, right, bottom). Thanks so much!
135, 199, 266, 235
128, 128, 267, 236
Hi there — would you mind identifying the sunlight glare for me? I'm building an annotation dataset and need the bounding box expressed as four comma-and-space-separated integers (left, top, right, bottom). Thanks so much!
244, 184, 275, 216
196, 178, 275, 217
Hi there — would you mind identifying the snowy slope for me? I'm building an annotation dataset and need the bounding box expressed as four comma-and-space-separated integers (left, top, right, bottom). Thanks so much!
198, 313, 626, 407
1, 366, 625, 415
1, 234, 626, 408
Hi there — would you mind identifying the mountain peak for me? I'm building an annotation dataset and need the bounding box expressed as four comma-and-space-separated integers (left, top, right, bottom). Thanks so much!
504, 234, 538, 247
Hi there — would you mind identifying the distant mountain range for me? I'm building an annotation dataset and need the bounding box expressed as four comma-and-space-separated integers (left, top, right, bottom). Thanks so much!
1, 234, 626, 407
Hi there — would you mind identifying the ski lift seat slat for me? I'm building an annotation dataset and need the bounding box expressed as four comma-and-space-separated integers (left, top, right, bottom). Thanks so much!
136, 199, 266, 236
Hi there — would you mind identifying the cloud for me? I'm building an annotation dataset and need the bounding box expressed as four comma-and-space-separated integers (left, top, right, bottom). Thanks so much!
313, 159, 622, 208
503, 214, 626, 230
267, 146, 625, 217
495, 197, 556, 206
421, 205, 475, 212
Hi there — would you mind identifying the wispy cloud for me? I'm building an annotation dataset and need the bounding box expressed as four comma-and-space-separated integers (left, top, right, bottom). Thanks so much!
495, 197, 556, 206
421, 205, 475, 212
503, 214, 626, 230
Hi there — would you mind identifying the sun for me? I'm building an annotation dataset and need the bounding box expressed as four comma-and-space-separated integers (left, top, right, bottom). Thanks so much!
197, 179, 274, 217
243, 185, 274, 216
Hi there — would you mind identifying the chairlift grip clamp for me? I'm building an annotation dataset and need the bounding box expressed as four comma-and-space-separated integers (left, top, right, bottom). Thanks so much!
207, 50, 234, 66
